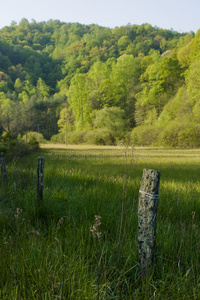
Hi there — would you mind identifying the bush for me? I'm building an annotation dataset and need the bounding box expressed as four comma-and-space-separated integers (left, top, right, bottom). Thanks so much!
130, 125, 162, 146
22, 131, 46, 144
0, 132, 39, 160
50, 132, 66, 144
160, 122, 200, 147
85, 129, 115, 145
160, 122, 182, 147
178, 124, 200, 148
0, 140, 38, 161
93, 107, 127, 144
0, 143, 8, 153
70, 131, 88, 144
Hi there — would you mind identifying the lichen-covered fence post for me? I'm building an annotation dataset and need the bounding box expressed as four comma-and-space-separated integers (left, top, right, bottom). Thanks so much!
1, 152, 8, 184
138, 168, 161, 280
37, 157, 45, 200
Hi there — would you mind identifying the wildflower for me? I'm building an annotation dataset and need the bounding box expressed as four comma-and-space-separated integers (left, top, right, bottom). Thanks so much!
14, 208, 22, 220
90, 215, 102, 239
55, 237, 60, 243
57, 217, 64, 230
192, 211, 196, 220
32, 229, 40, 236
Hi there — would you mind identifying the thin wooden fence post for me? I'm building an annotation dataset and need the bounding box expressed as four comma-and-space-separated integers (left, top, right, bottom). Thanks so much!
1, 152, 8, 184
37, 157, 45, 200
138, 168, 161, 280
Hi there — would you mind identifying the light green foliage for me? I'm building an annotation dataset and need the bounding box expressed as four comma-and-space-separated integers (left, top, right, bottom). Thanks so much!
21, 131, 46, 143
57, 107, 74, 134
158, 86, 188, 124
0, 19, 199, 146
177, 33, 193, 68
0, 93, 14, 133
0, 80, 8, 93
68, 73, 92, 131
178, 124, 200, 147
185, 58, 200, 104
130, 125, 162, 146
87, 60, 112, 109
36, 77, 50, 99
190, 29, 200, 59
14, 78, 24, 94
118, 35, 131, 53
94, 106, 127, 144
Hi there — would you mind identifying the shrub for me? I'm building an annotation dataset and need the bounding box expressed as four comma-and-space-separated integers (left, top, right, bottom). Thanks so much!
160, 122, 184, 147
178, 124, 200, 148
0, 143, 8, 153
50, 132, 66, 144
85, 129, 115, 145
22, 131, 46, 144
160, 122, 200, 147
93, 107, 127, 144
130, 125, 162, 146
70, 130, 88, 144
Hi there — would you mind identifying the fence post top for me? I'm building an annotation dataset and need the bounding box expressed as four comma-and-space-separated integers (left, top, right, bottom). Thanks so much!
143, 168, 161, 174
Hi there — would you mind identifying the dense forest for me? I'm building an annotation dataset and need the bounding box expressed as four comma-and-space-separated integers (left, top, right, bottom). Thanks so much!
0, 18, 199, 147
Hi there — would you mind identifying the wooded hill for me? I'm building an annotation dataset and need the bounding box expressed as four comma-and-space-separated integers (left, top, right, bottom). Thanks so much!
0, 19, 199, 147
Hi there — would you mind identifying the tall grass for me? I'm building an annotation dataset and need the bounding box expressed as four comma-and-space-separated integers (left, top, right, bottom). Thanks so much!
0, 146, 200, 299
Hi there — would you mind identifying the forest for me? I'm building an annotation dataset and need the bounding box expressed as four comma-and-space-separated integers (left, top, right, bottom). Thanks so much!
0, 18, 199, 148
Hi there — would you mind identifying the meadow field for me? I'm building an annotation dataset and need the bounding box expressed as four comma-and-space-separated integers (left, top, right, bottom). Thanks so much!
0, 144, 200, 299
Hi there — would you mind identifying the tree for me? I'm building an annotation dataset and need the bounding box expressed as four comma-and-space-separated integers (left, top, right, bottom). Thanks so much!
87, 61, 111, 109
111, 55, 141, 126
68, 74, 92, 130
185, 58, 200, 104
94, 107, 127, 144
118, 36, 131, 53
36, 77, 50, 100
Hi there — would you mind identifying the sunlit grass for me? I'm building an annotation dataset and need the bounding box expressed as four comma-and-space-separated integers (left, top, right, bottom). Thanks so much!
0, 145, 200, 299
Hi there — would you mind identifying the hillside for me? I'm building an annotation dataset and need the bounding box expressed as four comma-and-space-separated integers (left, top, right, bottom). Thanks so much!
0, 19, 199, 147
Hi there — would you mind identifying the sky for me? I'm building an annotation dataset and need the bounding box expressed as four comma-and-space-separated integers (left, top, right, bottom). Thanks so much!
0, 0, 199, 33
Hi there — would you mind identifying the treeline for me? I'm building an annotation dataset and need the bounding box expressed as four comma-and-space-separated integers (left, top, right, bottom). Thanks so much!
0, 19, 199, 147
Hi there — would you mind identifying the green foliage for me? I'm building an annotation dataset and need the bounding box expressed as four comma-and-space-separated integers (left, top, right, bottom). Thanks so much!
85, 128, 117, 145
178, 124, 200, 148
69, 130, 88, 144
68, 74, 92, 131
0, 132, 39, 160
158, 86, 188, 125
22, 131, 46, 144
0, 19, 199, 147
160, 122, 200, 148
185, 57, 200, 104
94, 107, 127, 144
50, 132, 64, 143
130, 125, 162, 146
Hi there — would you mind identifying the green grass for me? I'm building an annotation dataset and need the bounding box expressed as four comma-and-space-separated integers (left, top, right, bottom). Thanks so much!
1, 145, 200, 299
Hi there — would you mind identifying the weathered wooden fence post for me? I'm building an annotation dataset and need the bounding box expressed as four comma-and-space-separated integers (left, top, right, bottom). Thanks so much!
1, 152, 8, 184
138, 168, 161, 280
37, 157, 45, 200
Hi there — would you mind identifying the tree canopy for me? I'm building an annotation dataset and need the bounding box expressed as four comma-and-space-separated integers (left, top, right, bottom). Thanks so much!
0, 19, 199, 147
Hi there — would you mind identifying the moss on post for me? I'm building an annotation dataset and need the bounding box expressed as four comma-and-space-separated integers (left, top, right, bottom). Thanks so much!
37, 157, 45, 200
138, 168, 161, 279
1, 152, 8, 184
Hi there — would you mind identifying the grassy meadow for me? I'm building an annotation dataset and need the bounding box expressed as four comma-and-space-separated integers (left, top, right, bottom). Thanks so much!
0, 144, 200, 299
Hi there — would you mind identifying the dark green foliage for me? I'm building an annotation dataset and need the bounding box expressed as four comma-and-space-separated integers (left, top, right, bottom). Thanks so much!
0, 133, 39, 160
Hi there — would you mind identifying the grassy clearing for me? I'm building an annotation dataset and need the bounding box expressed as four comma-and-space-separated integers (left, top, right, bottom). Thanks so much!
0, 145, 200, 299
